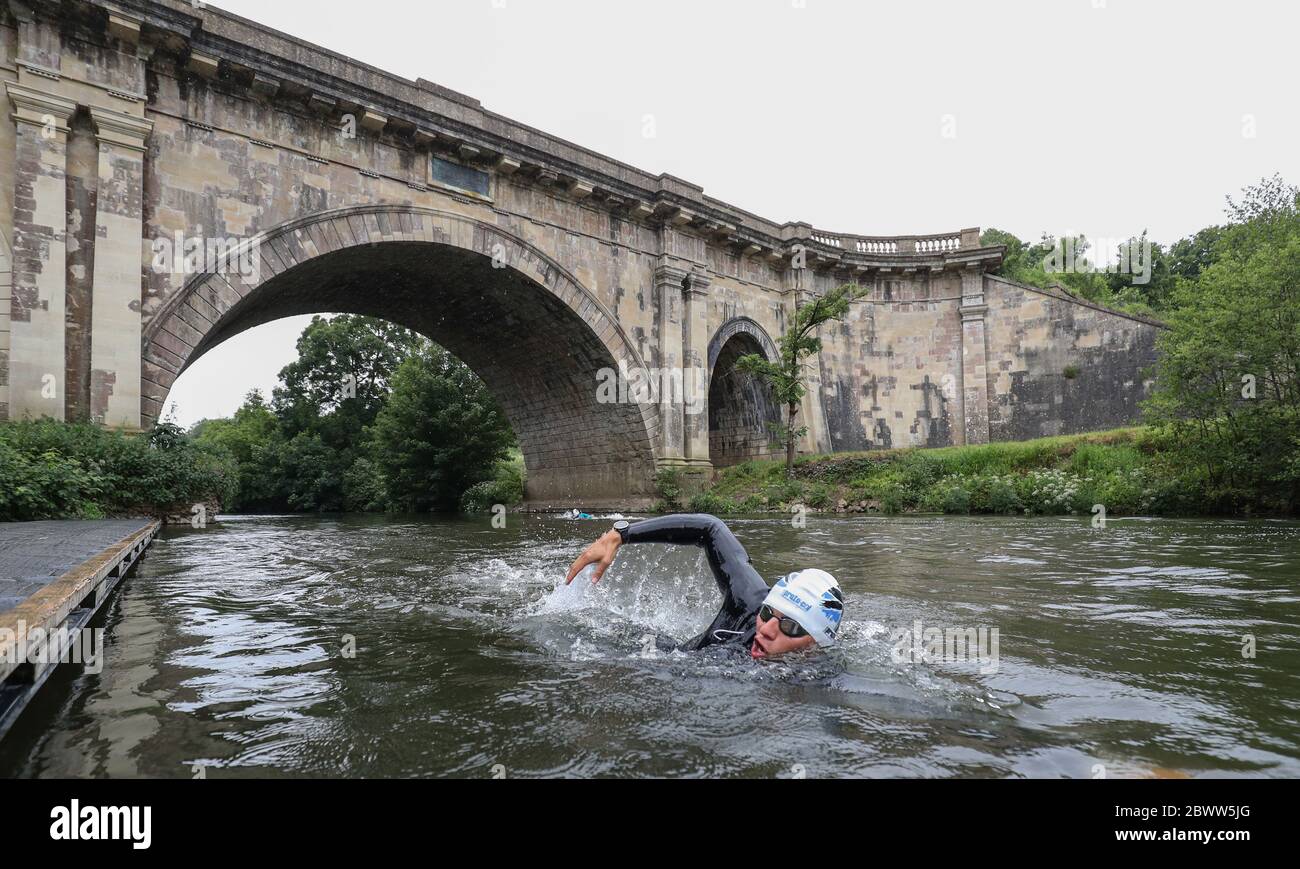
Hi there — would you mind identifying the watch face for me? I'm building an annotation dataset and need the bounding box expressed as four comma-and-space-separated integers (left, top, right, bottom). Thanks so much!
614, 521, 630, 531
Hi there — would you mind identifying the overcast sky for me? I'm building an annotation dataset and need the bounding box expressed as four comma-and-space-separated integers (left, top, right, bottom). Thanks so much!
163, 0, 1299, 427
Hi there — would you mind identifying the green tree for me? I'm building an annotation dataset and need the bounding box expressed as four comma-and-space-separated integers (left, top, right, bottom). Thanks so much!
192, 390, 282, 510
273, 314, 425, 445
986, 228, 1168, 313
272, 431, 346, 512
369, 345, 516, 512
1102, 232, 1170, 312
1145, 175, 1300, 512
735, 284, 866, 478
269, 315, 426, 511
985, 229, 1094, 295
1166, 225, 1226, 284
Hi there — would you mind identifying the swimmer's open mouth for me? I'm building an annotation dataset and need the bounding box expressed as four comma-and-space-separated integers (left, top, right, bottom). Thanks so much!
752, 638, 769, 659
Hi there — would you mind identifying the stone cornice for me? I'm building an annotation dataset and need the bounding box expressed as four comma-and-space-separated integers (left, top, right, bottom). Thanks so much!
653, 263, 691, 287
86, 0, 203, 40
5, 81, 77, 127
684, 270, 712, 297
90, 105, 154, 151
75, 0, 1005, 272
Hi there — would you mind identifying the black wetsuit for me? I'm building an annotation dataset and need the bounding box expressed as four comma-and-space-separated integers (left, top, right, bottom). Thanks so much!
618, 514, 770, 651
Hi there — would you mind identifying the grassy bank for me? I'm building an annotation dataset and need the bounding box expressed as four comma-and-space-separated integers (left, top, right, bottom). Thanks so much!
662, 428, 1284, 518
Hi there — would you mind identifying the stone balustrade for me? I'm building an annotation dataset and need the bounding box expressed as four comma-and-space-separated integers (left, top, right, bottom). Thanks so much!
791, 227, 991, 269
814, 229, 981, 256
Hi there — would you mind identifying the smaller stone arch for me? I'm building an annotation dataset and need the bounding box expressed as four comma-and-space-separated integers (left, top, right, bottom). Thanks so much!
707, 316, 779, 380
707, 317, 782, 467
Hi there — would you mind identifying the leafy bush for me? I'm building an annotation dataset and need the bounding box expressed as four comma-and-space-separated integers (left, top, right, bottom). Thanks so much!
343, 457, 389, 513
936, 482, 972, 514
0, 420, 236, 522
1017, 469, 1083, 513
687, 491, 737, 514
655, 468, 684, 511
764, 479, 806, 506
877, 484, 907, 515
805, 484, 832, 509
460, 456, 525, 514
0, 441, 105, 521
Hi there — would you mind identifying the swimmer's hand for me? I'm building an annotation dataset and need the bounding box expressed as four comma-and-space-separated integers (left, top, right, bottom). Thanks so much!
565, 530, 623, 585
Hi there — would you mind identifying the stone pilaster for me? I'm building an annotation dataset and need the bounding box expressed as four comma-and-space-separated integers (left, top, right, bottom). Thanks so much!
11, 2, 62, 71
681, 269, 712, 472
654, 261, 688, 466
959, 267, 991, 446
5, 83, 76, 422
0, 236, 9, 422
88, 107, 153, 429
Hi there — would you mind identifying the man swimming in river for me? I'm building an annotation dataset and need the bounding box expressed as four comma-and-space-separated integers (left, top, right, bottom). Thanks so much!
565, 514, 845, 660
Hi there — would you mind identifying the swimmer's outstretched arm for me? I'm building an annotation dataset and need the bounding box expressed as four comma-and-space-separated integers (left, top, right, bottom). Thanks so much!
564, 514, 767, 615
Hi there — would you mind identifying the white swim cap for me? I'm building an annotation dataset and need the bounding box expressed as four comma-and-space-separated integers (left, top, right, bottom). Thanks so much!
762, 569, 845, 646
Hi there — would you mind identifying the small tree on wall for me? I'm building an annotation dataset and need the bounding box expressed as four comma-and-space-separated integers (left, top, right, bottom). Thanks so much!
735, 283, 866, 478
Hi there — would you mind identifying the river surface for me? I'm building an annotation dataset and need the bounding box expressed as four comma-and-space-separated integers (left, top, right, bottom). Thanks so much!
3, 514, 1298, 779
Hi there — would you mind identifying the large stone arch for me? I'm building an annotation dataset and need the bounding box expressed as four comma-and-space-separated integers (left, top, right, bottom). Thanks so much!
142, 205, 659, 504
706, 317, 782, 467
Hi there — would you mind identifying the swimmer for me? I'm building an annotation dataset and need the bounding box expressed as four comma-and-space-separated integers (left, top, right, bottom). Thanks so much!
565, 514, 844, 660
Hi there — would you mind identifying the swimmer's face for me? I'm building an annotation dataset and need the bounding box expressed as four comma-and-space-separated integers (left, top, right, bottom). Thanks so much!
752, 605, 816, 660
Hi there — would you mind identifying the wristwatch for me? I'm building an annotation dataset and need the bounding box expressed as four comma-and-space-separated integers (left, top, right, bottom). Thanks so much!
613, 520, 631, 544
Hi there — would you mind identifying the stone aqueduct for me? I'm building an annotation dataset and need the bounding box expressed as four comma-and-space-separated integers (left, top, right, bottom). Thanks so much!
0, 0, 1160, 504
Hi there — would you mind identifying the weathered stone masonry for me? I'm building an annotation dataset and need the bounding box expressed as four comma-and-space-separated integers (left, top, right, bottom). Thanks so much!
0, 0, 1161, 504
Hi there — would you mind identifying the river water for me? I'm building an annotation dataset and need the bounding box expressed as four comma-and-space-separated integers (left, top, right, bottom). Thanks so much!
3, 514, 1298, 778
